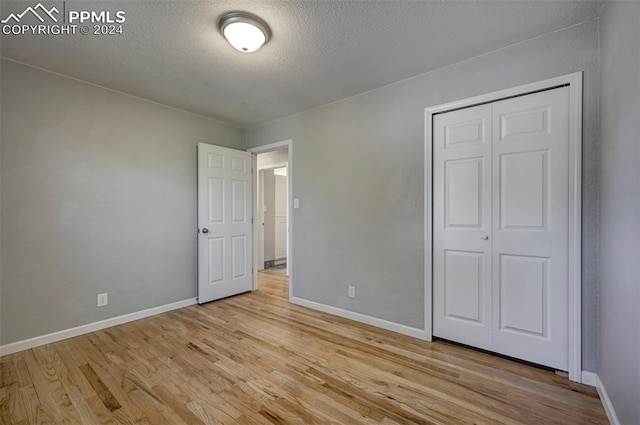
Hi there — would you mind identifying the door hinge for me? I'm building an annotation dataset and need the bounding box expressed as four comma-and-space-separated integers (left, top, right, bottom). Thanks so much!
251, 218, 254, 224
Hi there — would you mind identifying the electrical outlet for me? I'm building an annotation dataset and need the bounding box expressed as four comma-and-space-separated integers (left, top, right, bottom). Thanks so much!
348, 285, 356, 299
97, 293, 108, 307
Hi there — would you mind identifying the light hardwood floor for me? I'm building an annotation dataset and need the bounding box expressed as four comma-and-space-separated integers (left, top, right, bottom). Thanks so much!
1, 270, 607, 424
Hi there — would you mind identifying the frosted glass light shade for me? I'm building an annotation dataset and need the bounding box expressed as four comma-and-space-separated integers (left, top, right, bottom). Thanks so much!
223, 22, 266, 52
219, 12, 271, 53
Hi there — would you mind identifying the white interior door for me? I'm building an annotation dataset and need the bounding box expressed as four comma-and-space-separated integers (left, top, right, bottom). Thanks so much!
258, 171, 265, 270
491, 87, 569, 370
432, 87, 570, 370
433, 104, 493, 351
274, 173, 287, 260
197, 143, 253, 304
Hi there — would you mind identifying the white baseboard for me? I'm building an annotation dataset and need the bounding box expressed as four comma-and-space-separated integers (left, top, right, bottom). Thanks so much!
577, 370, 627, 425
581, 370, 598, 387
0, 297, 198, 356
595, 374, 621, 425
290, 296, 426, 340
582, 371, 621, 425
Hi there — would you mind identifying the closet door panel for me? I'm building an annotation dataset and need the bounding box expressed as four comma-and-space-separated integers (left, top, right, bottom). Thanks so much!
491, 87, 570, 370
433, 104, 493, 350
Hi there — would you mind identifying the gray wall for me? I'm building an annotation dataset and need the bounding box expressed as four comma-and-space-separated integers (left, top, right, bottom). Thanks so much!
0, 61, 3, 344
0, 59, 245, 345
247, 21, 600, 371
598, 2, 640, 423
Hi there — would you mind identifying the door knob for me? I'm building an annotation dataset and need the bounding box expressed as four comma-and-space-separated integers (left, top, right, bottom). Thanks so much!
201, 228, 210, 234
482, 235, 489, 240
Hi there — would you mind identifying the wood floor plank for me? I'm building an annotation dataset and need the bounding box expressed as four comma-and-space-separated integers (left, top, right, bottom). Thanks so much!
0, 271, 607, 424
1, 356, 17, 388
54, 342, 100, 402
38, 346, 101, 425
22, 349, 71, 423
79, 364, 122, 413
0, 384, 21, 424
10, 353, 34, 389
84, 394, 119, 425
82, 360, 145, 425
128, 388, 183, 425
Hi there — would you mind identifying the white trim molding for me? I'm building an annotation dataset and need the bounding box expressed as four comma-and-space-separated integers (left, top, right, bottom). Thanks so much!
0, 298, 197, 356
424, 72, 583, 382
594, 373, 621, 425
580, 370, 598, 387
247, 140, 292, 154
582, 371, 622, 424
424, 96, 434, 343
291, 297, 426, 340
257, 162, 288, 171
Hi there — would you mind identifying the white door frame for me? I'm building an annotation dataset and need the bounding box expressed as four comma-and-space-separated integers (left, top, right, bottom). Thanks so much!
248, 140, 293, 300
257, 162, 288, 274
424, 73, 583, 382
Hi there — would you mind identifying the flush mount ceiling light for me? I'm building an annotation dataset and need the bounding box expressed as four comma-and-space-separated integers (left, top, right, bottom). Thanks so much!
218, 12, 271, 53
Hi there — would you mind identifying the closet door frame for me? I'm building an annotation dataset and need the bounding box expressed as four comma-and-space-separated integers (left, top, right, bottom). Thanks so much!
424, 72, 583, 383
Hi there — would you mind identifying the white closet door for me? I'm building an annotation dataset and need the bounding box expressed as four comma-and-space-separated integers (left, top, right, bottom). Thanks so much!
433, 87, 570, 371
433, 104, 493, 351
491, 87, 569, 370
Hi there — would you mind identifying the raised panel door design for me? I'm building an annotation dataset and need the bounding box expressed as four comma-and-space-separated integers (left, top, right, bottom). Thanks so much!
445, 119, 486, 148
232, 236, 246, 279
232, 180, 246, 223
198, 143, 253, 304
208, 178, 224, 223
499, 107, 549, 140
231, 157, 246, 173
208, 238, 224, 283
499, 254, 548, 337
208, 153, 224, 169
444, 250, 484, 323
499, 150, 548, 230
445, 158, 483, 228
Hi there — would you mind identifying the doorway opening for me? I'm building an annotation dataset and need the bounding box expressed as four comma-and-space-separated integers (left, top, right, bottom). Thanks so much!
258, 160, 288, 275
249, 140, 293, 298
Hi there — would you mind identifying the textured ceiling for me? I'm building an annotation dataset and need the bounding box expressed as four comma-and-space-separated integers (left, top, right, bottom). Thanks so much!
0, 0, 602, 127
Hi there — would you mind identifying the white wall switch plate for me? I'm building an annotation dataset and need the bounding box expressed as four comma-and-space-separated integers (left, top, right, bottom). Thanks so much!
293, 198, 300, 209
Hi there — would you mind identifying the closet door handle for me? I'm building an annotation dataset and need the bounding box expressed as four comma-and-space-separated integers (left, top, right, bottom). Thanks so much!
482, 235, 489, 240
